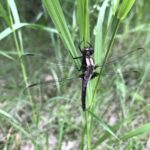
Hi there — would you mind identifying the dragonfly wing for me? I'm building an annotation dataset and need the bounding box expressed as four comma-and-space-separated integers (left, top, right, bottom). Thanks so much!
96, 47, 145, 68
24, 75, 81, 95
27, 76, 80, 88
93, 47, 146, 88
21, 52, 81, 91
21, 52, 79, 69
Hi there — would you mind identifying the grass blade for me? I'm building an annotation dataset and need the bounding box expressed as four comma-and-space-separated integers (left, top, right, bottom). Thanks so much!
117, 0, 136, 20
94, 0, 110, 64
0, 23, 57, 40
88, 110, 119, 140
0, 109, 30, 138
0, 50, 15, 60
77, 0, 90, 42
110, 123, 150, 144
42, 0, 80, 69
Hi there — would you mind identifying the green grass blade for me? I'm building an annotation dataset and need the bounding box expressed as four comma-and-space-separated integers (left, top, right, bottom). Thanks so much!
117, 0, 136, 20
0, 50, 15, 60
42, 0, 80, 69
91, 1, 120, 113
110, 123, 150, 144
120, 123, 150, 141
90, 0, 111, 140
93, 122, 122, 148
0, 23, 57, 40
0, 3, 10, 26
57, 122, 65, 150
0, 109, 30, 138
7, 0, 37, 123
88, 110, 119, 140
94, 0, 110, 65
77, 0, 84, 39
92, 17, 121, 110
111, 0, 120, 15
8, 0, 20, 23
77, 0, 89, 42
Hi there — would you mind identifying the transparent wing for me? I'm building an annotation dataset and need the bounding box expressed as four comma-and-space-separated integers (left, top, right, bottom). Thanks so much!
27, 76, 79, 88
22, 51, 78, 88
23, 47, 145, 88
22, 47, 145, 69
21, 52, 77, 68
96, 47, 145, 68
100, 47, 146, 89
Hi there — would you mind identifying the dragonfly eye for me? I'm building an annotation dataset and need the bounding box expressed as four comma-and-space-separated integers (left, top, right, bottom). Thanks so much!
89, 48, 94, 54
84, 46, 94, 56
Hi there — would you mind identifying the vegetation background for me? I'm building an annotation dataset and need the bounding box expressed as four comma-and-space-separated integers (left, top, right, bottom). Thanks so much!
0, 0, 150, 149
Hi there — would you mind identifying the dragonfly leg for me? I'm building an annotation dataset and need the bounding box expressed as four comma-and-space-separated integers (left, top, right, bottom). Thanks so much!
91, 72, 99, 79
87, 42, 93, 48
94, 65, 99, 69
73, 56, 82, 59
78, 40, 84, 53
79, 73, 84, 78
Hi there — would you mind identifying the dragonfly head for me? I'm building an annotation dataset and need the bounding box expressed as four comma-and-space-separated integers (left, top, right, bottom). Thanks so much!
80, 42, 94, 56
85, 46, 94, 56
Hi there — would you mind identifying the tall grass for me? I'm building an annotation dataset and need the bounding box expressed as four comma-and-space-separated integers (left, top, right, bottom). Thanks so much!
0, 0, 150, 149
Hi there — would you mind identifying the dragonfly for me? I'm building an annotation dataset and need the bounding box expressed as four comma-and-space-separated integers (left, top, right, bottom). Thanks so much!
73, 42, 99, 111
25, 44, 145, 111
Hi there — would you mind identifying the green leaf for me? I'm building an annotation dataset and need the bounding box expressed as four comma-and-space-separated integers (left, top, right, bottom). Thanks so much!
42, 0, 80, 69
0, 3, 10, 26
77, 0, 89, 42
93, 122, 122, 148
0, 23, 58, 40
94, 0, 110, 64
8, 0, 20, 23
117, 0, 136, 20
111, 0, 120, 15
120, 123, 150, 141
0, 50, 15, 60
88, 110, 120, 140
110, 123, 150, 143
